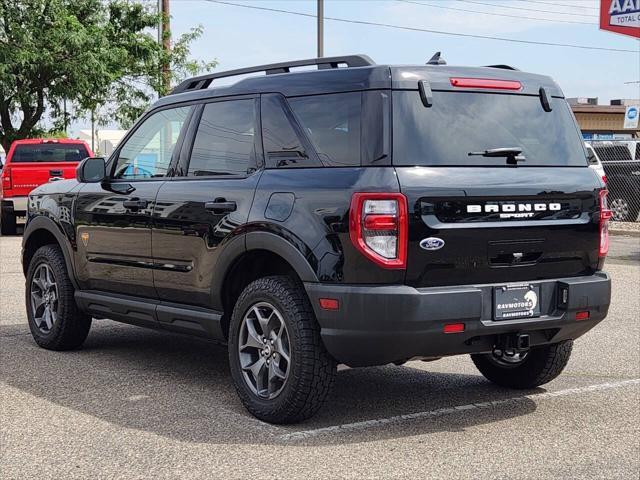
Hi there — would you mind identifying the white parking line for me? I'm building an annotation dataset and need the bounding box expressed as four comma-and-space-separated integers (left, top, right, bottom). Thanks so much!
279, 378, 640, 441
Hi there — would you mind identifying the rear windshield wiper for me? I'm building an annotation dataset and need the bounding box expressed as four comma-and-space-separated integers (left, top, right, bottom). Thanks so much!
468, 147, 526, 165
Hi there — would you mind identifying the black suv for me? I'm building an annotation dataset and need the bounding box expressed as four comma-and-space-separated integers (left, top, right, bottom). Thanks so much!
22, 55, 612, 423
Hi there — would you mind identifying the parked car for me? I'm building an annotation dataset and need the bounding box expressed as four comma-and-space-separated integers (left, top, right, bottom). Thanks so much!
590, 140, 640, 221
21, 55, 611, 423
585, 143, 606, 184
1, 139, 93, 235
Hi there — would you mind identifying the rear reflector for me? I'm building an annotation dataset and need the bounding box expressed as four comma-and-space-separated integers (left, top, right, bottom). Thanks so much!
443, 323, 465, 334
450, 77, 522, 91
319, 298, 339, 311
576, 311, 590, 321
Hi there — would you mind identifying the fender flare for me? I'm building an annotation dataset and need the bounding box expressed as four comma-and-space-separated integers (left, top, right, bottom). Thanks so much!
22, 216, 80, 290
211, 230, 319, 310
245, 231, 318, 282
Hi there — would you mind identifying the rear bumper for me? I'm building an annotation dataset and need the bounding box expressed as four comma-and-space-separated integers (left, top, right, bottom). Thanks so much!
1, 196, 28, 215
304, 273, 611, 367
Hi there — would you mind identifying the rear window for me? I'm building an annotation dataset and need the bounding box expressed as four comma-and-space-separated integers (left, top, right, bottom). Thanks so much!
11, 143, 89, 163
393, 91, 587, 167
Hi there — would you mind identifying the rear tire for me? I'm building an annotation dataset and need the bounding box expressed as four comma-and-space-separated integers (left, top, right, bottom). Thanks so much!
25, 245, 92, 350
228, 275, 336, 424
0, 209, 17, 236
471, 340, 573, 389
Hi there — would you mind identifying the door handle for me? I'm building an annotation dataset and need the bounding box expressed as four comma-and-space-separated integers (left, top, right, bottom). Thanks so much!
122, 198, 148, 210
205, 199, 237, 213
49, 169, 63, 176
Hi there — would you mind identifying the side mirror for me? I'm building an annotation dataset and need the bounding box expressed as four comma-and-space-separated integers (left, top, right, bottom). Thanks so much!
76, 157, 106, 183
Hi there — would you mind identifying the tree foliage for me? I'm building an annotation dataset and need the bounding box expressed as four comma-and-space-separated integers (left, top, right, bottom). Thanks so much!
0, 0, 216, 152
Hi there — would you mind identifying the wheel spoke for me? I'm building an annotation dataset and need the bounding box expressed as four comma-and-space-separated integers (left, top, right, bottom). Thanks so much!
33, 267, 46, 291
43, 306, 53, 330
253, 306, 272, 336
269, 360, 287, 381
31, 290, 45, 310
240, 319, 264, 351
244, 356, 265, 378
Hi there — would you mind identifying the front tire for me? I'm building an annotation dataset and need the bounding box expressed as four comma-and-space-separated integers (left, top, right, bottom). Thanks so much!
471, 341, 573, 389
25, 245, 92, 350
228, 276, 336, 424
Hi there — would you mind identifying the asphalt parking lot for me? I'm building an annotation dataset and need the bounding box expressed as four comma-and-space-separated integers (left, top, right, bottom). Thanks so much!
1, 231, 638, 479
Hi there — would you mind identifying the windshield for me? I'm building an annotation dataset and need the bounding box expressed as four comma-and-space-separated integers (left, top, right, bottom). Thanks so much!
393, 91, 587, 167
11, 143, 89, 163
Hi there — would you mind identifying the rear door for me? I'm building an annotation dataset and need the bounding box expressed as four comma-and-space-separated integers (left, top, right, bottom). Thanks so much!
392, 88, 602, 289
8, 141, 91, 196
74, 106, 192, 300
152, 97, 261, 309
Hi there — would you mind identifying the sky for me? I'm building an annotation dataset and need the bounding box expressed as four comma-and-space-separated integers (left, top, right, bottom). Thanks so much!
73, 0, 640, 134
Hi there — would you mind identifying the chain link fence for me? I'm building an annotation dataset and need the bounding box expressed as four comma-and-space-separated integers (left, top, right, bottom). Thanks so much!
587, 140, 640, 223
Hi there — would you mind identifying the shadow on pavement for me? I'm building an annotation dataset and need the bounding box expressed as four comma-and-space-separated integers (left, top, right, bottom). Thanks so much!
0, 321, 538, 445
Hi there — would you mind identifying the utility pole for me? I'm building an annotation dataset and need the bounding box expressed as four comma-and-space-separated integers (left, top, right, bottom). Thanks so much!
317, 0, 324, 58
160, 0, 171, 95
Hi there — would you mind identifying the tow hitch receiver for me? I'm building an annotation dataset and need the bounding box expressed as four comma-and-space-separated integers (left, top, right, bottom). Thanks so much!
493, 333, 530, 358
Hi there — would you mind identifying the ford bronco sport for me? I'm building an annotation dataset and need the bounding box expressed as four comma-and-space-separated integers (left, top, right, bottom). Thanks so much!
22, 55, 612, 424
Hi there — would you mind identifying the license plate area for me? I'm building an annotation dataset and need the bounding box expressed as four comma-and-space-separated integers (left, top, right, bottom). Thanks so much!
494, 284, 541, 320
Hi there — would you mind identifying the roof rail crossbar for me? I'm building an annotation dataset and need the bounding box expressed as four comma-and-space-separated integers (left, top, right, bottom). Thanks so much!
171, 54, 375, 95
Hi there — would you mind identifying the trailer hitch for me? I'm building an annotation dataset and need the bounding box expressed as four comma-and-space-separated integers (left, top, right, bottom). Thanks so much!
492, 333, 530, 359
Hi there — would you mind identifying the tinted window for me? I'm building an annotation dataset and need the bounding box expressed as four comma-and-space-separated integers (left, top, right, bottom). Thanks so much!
393, 91, 588, 167
11, 143, 89, 163
289, 92, 361, 167
114, 107, 191, 179
188, 100, 257, 176
261, 95, 315, 168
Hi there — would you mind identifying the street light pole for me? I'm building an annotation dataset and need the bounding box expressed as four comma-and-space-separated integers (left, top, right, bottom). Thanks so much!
317, 0, 324, 58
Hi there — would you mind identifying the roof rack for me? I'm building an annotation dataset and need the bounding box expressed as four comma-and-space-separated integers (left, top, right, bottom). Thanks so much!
484, 64, 519, 71
170, 54, 376, 95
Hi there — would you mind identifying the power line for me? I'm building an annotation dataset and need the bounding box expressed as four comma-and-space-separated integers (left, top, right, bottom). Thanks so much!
205, 1, 637, 53
515, 0, 599, 11
456, 0, 599, 17
397, 0, 596, 25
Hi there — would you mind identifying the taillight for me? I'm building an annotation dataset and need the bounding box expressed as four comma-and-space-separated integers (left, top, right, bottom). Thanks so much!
450, 78, 522, 90
349, 193, 408, 269
1, 167, 11, 192
599, 189, 612, 258
602, 175, 607, 184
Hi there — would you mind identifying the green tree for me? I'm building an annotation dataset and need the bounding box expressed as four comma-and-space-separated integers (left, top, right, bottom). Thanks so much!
0, 0, 216, 152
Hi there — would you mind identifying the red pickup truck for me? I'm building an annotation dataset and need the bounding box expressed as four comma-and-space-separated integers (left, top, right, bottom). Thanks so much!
1, 139, 93, 235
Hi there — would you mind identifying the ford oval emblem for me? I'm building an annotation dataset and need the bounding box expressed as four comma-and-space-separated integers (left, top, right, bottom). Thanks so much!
420, 237, 445, 251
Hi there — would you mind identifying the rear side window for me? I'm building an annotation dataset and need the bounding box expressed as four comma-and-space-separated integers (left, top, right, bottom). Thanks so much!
11, 143, 89, 163
188, 99, 257, 176
261, 95, 317, 168
393, 91, 588, 167
289, 92, 361, 167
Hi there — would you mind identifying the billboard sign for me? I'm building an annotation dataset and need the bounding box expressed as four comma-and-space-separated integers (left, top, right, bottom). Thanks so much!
623, 105, 639, 129
600, 0, 640, 38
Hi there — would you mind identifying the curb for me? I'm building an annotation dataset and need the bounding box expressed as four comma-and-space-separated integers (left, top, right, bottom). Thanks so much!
610, 222, 640, 237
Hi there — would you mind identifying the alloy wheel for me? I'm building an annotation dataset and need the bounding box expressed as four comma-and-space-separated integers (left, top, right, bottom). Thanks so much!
489, 350, 529, 367
30, 263, 59, 334
238, 302, 291, 399
610, 198, 630, 221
